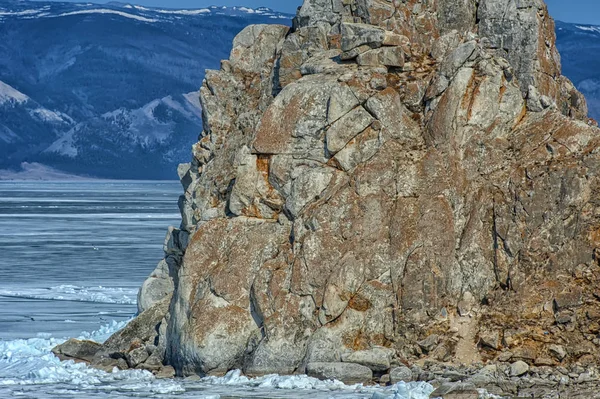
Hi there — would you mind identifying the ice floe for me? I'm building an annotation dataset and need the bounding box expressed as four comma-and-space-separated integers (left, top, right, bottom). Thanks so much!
0, 285, 138, 304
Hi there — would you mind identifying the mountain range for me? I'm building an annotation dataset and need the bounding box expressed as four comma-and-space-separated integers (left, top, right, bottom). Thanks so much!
0, 1, 599, 179
0, 0, 291, 179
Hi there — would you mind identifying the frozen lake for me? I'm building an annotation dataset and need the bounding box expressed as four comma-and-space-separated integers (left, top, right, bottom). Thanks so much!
0, 181, 437, 399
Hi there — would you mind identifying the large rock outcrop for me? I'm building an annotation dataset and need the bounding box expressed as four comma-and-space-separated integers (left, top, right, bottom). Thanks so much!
135, 0, 600, 384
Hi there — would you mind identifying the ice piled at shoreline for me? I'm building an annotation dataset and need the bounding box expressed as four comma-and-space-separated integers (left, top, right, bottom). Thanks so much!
196, 369, 437, 399
0, 319, 185, 396
0, 285, 137, 304
0, 319, 444, 398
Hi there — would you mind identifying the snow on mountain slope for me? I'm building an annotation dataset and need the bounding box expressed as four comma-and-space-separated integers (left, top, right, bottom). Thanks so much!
2, 0, 598, 178
0, 79, 73, 148
0, 80, 29, 104
52, 9, 159, 23
0, 0, 292, 179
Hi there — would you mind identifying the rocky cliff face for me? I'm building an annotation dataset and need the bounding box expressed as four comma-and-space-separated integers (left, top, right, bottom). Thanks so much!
133, 0, 600, 384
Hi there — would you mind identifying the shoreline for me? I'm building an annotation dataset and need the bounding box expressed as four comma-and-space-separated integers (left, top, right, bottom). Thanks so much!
52, 329, 600, 399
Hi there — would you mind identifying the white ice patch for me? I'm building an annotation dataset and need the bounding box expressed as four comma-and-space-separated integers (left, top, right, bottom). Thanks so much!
197, 369, 437, 399
0, 285, 138, 305
52, 9, 158, 23
0, 81, 29, 105
0, 320, 185, 396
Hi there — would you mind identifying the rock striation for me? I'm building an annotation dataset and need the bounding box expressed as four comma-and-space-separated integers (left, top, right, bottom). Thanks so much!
127, 0, 600, 391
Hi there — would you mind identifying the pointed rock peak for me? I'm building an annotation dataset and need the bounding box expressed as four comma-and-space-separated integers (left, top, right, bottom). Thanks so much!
291, 0, 586, 119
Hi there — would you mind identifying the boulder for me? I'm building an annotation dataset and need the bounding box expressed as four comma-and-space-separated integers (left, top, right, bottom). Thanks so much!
52, 339, 101, 363
389, 366, 413, 383
510, 361, 530, 377
126, 346, 150, 368
137, 258, 174, 313
430, 382, 479, 399
306, 362, 373, 384
341, 347, 393, 372
548, 345, 567, 361
341, 23, 386, 52
92, 299, 169, 367
356, 47, 405, 67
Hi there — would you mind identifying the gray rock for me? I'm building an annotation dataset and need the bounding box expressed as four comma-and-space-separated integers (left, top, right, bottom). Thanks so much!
52, 339, 101, 363
440, 41, 478, 78
137, 258, 174, 313
138, 352, 164, 372
549, 344, 567, 361
478, 330, 500, 351
155, 365, 176, 379
284, 166, 336, 219
389, 366, 413, 383
478, 0, 551, 95
431, 383, 479, 399
418, 334, 440, 353
93, 357, 125, 373
163, 226, 189, 256
306, 362, 373, 384
510, 360, 530, 377
229, 24, 290, 74
93, 299, 169, 365
356, 47, 404, 67
527, 85, 544, 112
326, 106, 374, 154
341, 44, 372, 61
341, 23, 386, 52
295, 0, 343, 28
177, 163, 192, 191
341, 347, 392, 372
127, 346, 150, 368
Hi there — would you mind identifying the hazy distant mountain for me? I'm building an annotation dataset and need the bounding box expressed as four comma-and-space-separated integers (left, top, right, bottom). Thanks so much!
0, 0, 291, 179
2, 2, 597, 179
556, 21, 600, 121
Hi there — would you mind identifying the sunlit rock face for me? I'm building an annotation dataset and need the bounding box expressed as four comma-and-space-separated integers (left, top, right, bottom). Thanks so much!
140, 0, 600, 380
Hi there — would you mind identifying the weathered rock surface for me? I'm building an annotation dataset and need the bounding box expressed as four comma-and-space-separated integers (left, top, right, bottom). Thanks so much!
389, 366, 413, 383
88, 299, 171, 375
341, 347, 392, 372
52, 339, 101, 363
137, 257, 174, 313
306, 362, 373, 384
103, 0, 600, 393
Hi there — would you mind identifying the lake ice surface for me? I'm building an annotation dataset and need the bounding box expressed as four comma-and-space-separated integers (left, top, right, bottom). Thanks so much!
0, 181, 440, 399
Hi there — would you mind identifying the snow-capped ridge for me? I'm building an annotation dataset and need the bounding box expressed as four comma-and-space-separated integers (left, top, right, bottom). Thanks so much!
575, 25, 600, 34
0, 1, 291, 23
0, 80, 29, 105
52, 9, 158, 23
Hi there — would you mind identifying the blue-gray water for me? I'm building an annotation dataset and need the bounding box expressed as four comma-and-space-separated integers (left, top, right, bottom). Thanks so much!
0, 181, 435, 399
0, 181, 181, 341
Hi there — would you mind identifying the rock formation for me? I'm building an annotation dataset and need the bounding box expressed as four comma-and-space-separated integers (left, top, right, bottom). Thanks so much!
126, 0, 600, 391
